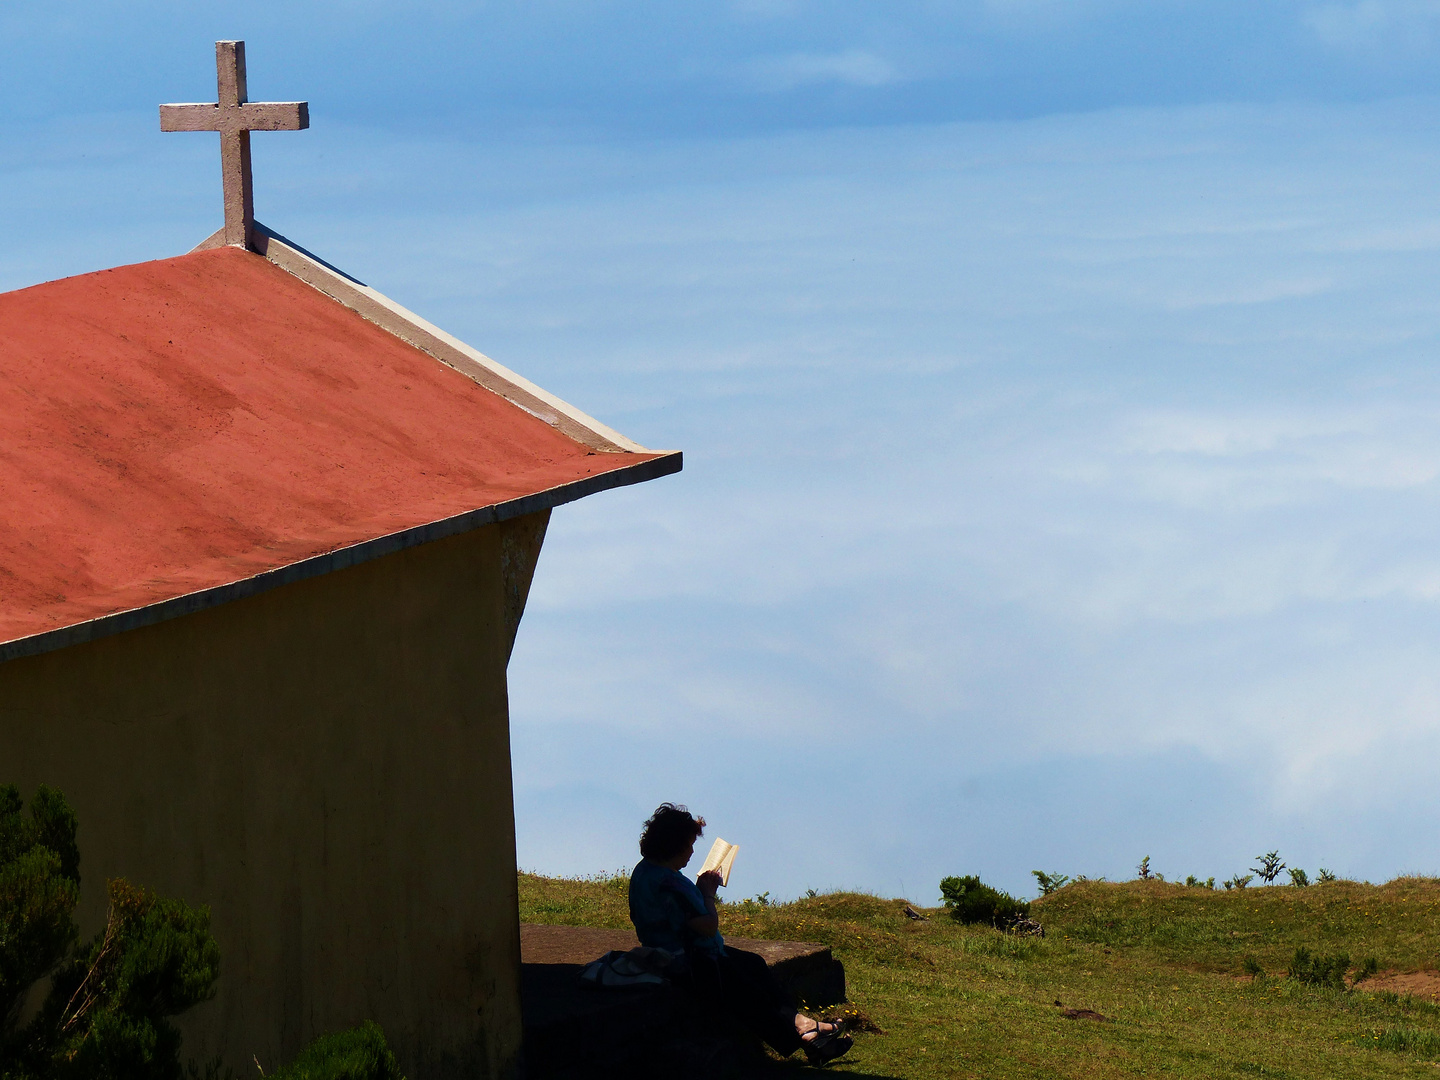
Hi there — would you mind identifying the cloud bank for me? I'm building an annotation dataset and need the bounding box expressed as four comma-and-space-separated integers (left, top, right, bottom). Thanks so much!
3, 8, 1440, 902
7, 1, 1440, 137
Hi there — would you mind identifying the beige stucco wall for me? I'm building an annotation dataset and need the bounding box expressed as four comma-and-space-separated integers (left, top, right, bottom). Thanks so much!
0, 512, 549, 1079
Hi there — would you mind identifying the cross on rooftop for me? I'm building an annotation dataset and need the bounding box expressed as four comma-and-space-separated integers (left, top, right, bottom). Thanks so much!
160, 41, 308, 251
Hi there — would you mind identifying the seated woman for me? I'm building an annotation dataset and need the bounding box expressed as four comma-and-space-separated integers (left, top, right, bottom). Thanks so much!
628, 803, 853, 1066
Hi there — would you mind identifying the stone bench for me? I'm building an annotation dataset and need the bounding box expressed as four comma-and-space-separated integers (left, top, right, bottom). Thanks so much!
520, 924, 846, 1078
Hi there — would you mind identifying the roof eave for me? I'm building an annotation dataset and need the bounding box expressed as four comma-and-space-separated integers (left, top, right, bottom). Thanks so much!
0, 449, 680, 665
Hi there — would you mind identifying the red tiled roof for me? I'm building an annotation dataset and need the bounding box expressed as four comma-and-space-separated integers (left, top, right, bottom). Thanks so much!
0, 246, 666, 649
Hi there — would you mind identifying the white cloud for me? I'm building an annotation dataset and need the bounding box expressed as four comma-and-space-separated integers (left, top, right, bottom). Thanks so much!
729, 0, 806, 17
1159, 276, 1336, 311
1304, 0, 1440, 51
744, 48, 901, 91
1116, 407, 1440, 494
977, 0, 1130, 27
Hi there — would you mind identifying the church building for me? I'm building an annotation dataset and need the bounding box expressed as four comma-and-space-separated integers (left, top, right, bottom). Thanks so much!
0, 42, 679, 1079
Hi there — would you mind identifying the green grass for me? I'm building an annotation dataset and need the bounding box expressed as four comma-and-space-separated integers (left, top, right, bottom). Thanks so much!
518, 872, 1440, 1078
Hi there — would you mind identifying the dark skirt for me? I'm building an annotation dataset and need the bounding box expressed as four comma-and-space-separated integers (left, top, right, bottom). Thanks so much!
685, 946, 802, 1056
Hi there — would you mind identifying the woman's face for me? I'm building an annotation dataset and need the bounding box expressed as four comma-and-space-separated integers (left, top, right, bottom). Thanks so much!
667, 838, 695, 871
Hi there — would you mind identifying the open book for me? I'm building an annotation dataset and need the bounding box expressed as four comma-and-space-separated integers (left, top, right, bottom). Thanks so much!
699, 837, 738, 887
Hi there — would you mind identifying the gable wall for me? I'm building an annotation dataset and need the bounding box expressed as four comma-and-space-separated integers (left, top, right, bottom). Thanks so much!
0, 513, 548, 1079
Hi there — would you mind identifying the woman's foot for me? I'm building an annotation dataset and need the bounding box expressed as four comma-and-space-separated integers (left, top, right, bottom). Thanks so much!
797, 1016, 843, 1041
798, 1016, 852, 1065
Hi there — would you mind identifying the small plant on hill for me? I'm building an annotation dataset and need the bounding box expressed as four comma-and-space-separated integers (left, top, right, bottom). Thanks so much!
1242, 956, 1264, 978
1317, 868, 1337, 883
1287, 945, 1350, 990
1031, 870, 1071, 896
1136, 856, 1153, 881
1251, 851, 1286, 884
1184, 875, 1215, 889
939, 876, 1030, 929
1223, 874, 1253, 890
1289, 868, 1309, 888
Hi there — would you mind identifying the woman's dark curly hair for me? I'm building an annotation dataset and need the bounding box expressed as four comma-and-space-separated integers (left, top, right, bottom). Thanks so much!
639, 803, 706, 861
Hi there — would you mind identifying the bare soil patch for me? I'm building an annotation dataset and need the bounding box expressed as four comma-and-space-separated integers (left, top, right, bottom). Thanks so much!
1356, 969, 1440, 1001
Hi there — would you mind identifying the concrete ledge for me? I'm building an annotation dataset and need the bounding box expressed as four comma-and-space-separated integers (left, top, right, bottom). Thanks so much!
519, 924, 846, 1078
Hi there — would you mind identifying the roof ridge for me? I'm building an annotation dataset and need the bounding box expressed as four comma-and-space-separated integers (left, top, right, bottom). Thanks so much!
191, 221, 652, 454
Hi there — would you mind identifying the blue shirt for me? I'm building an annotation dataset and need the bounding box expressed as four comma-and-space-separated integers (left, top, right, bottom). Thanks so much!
628, 858, 725, 960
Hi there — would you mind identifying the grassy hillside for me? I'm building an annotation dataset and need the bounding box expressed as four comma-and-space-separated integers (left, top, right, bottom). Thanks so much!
518, 872, 1440, 1078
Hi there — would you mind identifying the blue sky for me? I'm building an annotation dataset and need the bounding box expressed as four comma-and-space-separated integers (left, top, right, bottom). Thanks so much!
5, 2, 1440, 901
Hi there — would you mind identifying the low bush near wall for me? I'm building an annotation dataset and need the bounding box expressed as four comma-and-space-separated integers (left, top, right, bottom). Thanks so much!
0, 783, 221, 1080
0, 784, 405, 1080
268, 1021, 403, 1080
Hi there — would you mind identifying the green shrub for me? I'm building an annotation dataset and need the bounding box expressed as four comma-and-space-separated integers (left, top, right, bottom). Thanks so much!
45, 877, 221, 1078
0, 784, 220, 1080
939, 876, 1030, 928
1, 784, 82, 1042
1289, 868, 1310, 888
1287, 945, 1349, 990
269, 1021, 404, 1080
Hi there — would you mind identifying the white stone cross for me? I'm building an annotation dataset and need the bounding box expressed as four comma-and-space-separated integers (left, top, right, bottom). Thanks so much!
160, 41, 309, 251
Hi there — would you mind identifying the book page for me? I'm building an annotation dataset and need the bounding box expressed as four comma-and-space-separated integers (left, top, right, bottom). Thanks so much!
700, 837, 738, 887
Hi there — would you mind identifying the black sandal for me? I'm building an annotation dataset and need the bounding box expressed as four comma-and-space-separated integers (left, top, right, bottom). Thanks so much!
802, 1021, 853, 1066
